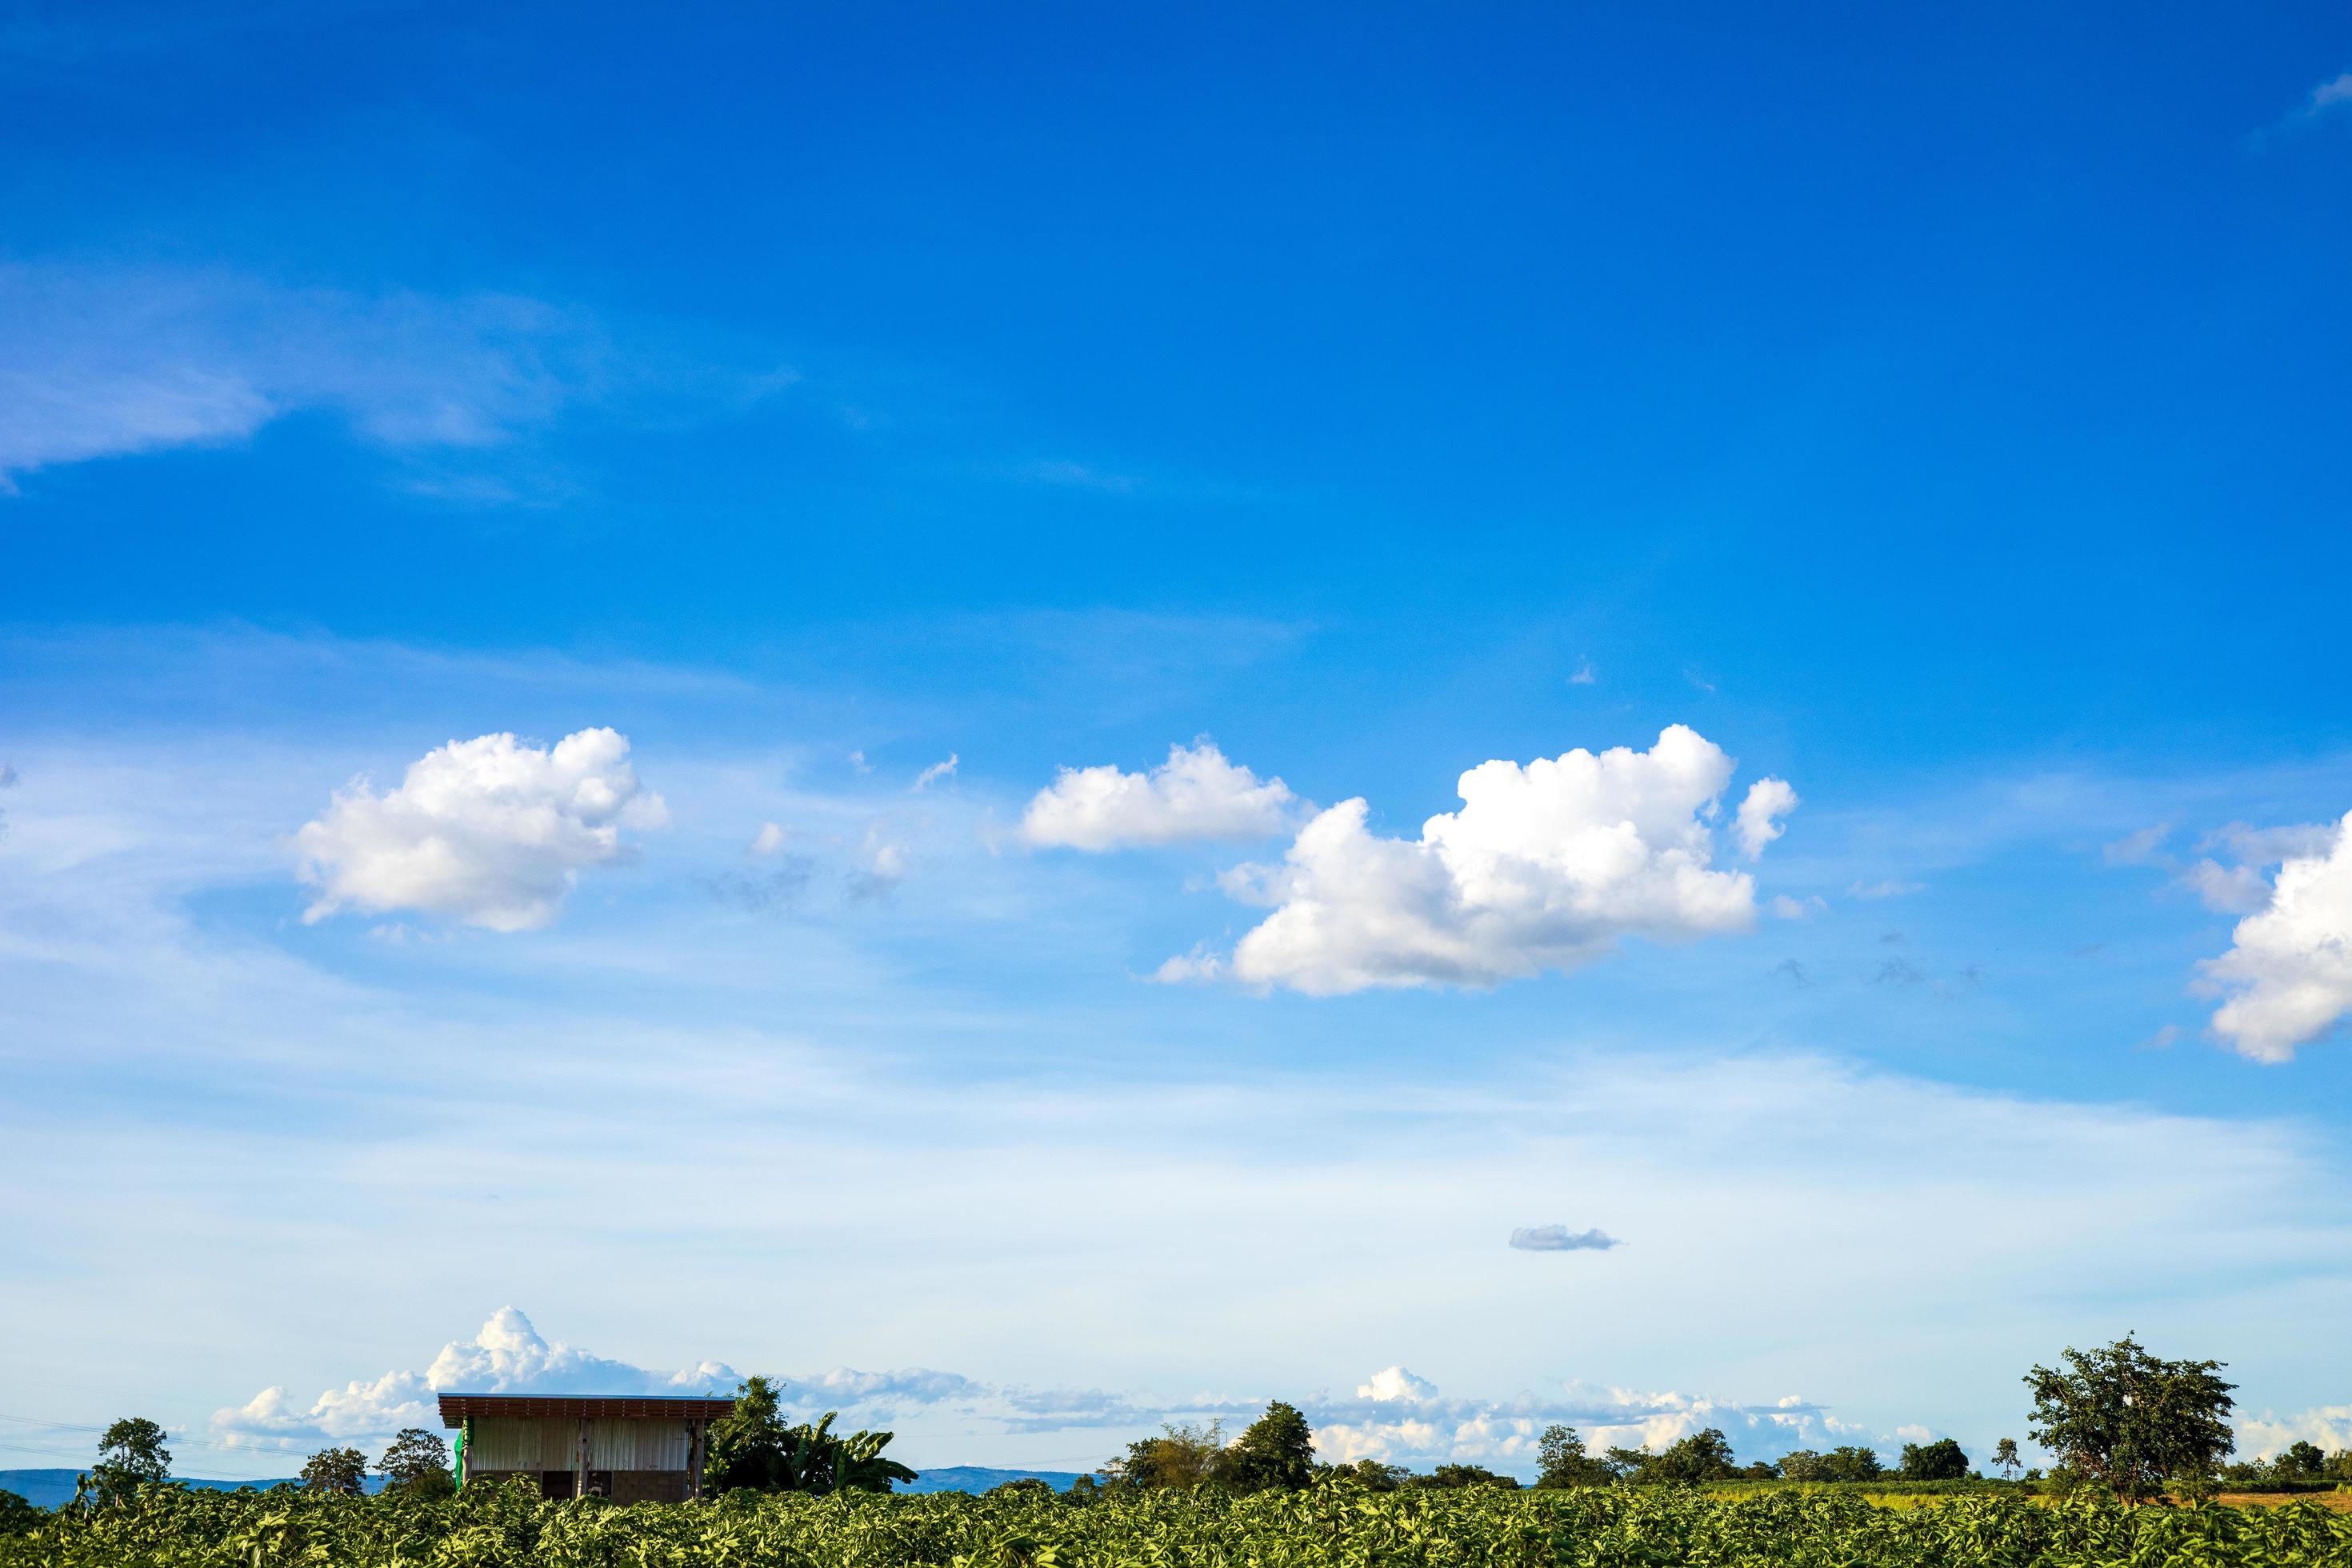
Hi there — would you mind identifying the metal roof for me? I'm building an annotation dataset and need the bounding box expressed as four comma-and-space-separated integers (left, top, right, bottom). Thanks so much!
437, 1393, 737, 1426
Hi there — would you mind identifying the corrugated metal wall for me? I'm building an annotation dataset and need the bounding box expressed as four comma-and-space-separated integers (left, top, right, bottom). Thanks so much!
469, 1417, 694, 1473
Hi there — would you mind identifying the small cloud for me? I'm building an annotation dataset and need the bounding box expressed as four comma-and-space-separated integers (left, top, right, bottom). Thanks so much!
750, 822, 788, 856
1848, 879, 1923, 900
1733, 778, 1799, 859
1022, 740, 1297, 850
1684, 668, 1718, 694
1568, 661, 1597, 686
847, 750, 872, 774
1150, 946, 1226, 986
913, 754, 958, 790
1772, 958, 1811, 986
846, 829, 906, 900
1769, 894, 1826, 920
0, 762, 17, 788
2137, 1024, 2184, 1052
2104, 823, 2173, 866
2306, 71, 2352, 115
293, 728, 667, 932
1509, 1224, 1622, 1252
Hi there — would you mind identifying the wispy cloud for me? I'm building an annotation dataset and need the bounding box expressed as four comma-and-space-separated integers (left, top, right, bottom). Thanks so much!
0, 263, 790, 494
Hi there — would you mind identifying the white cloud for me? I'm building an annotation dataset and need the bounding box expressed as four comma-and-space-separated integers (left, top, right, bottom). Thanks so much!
1734, 777, 1799, 859
1150, 946, 1226, 986
1204, 726, 1786, 995
1770, 894, 1826, 919
210, 1307, 738, 1451
750, 821, 788, 856
1847, 878, 1923, 899
293, 728, 667, 931
2202, 811, 2352, 1062
1358, 1366, 1441, 1403
2310, 73, 2352, 114
1020, 741, 1297, 850
1510, 1224, 1622, 1252
2237, 1405, 2352, 1459
914, 754, 958, 790
1568, 661, 1597, 686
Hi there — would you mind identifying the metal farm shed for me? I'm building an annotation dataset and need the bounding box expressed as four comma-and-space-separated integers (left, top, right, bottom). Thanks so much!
440, 1393, 736, 1502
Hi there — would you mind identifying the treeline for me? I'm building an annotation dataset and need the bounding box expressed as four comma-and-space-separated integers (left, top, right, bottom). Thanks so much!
1073, 1407, 1979, 1498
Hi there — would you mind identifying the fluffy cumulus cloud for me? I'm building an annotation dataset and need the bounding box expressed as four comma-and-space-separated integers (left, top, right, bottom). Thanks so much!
210, 1308, 738, 1450
294, 728, 666, 930
1020, 741, 1297, 850
1201, 726, 1794, 994
2202, 811, 2352, 1062
1509, 1224, 1622, 1252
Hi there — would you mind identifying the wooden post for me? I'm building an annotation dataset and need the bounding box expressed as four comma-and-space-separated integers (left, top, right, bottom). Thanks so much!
579, 1418, 591, 1499
687, 1420, 704, 1500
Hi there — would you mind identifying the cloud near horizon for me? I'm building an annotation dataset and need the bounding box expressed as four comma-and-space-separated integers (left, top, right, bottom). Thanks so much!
1020, 740, 1297, 850
210, 1308, 741, 1450
293, 727, 667, 931
1192, 726, 1795, 994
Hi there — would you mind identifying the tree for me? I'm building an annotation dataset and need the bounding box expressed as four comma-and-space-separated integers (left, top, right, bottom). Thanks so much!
1645, 1428, 1737, 1484
1410, 1463, 1520, 1490
1536, 1425, 1613, 1488
1785, 1446, 1882, 1482
378, 1428, 455, 1499
1602, 1446, 1652, 1483
1102, 1421, 1227, 1490
2275, 1440, 2326, 1480
301, 1447, 367, 1494
1778, 1450, 1827, 1482
703, 1377, 916, 1494
1323, 1458, 1408, 1491
89, 1418, 172, 1504
1898, 1438, 1970, 1481
1226, 1402, 1316, 1492
2024, 1333, 2236, 1501
1991, 1438, 2021, 1480
0, 1490, 42, 1537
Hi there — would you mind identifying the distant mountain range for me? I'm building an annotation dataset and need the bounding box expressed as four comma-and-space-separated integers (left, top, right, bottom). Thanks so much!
2, 1465, 1083, 1510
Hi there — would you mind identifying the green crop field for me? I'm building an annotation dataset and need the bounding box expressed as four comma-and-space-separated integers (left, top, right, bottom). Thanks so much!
8, 1482, 2352, 1568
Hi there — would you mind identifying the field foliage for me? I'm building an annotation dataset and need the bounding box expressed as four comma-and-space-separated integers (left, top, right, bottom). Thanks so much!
7, 1479, 2352, 1568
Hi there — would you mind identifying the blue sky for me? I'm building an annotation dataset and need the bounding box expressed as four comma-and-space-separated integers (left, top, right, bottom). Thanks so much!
3, 0, 2351, 1482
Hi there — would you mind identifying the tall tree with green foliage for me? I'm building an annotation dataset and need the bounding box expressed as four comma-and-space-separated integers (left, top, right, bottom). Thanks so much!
301, 1447, 367, 1494
1898, 1438, 1970, 1481
1645, 1429, 1738, 1483
1536, 1425, 1614, 1488
1991, 1438, 2021, 1480
377, 1429, 455, 1499
703, 1378, 914, 1495
1226, 1402, 1316, 1492
88, 1418, 171, 1504
2024, 1333, 2236, 1501
1103, 1422, 1228, 1490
